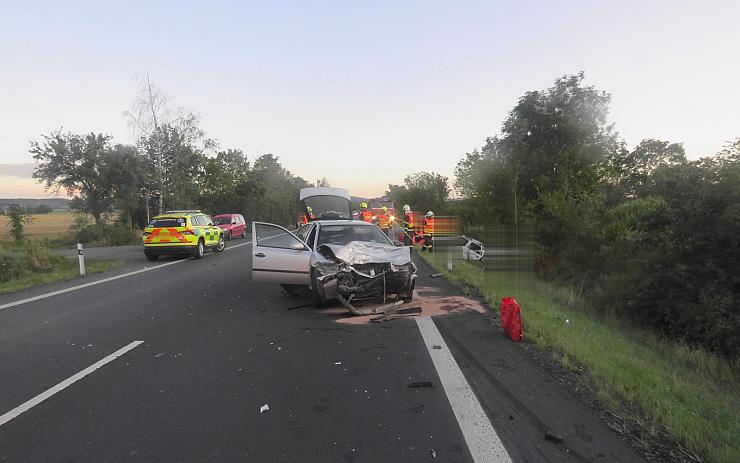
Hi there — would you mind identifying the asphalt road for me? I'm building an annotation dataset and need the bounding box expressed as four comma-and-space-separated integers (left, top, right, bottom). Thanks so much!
0, 241, 644, 462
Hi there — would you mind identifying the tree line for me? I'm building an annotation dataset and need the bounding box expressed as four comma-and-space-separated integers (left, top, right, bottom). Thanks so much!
450, 72, 739, 357
31, 76, 311, 229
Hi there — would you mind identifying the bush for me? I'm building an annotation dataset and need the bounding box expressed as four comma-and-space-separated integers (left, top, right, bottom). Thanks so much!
0, 242, 63, 282
69, 215, 140, 246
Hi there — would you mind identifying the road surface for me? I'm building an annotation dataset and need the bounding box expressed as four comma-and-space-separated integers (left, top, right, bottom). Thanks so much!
0, 241, 644, 462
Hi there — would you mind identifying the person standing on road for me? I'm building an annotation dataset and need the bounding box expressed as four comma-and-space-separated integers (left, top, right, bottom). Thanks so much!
376, 206, 391, 236
421, 211, 434, 252
402, 204, 414, 246
358, 202, 373, 222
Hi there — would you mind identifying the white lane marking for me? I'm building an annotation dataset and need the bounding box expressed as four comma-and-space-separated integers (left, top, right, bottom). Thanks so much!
416, 317, 512, 463
0, 340, 144, 427
0, 241, 252, 312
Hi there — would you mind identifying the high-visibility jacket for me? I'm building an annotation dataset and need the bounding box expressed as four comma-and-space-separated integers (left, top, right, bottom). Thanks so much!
424, 217, 434, 235
403, 211, 414, 231
358, 209, 372, 222
377, 212, 390, 228
301, 214, 308, 225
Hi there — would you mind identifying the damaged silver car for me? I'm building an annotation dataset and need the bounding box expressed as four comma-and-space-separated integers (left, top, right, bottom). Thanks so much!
251, 220, 416, 314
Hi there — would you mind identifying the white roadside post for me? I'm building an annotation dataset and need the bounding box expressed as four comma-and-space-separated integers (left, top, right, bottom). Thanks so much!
77, 243, 85, 277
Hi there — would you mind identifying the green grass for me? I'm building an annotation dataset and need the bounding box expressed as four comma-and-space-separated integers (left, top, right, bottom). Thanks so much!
423, 252, 740, 463
0, 257, 120, 295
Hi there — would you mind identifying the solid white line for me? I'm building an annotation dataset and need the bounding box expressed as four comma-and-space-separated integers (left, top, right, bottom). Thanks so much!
0, 340, 144, 427
0, 241, 252, 312
416, 317, 512, 463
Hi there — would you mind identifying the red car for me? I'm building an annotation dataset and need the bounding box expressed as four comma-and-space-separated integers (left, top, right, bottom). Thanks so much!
213, 214, 247, 240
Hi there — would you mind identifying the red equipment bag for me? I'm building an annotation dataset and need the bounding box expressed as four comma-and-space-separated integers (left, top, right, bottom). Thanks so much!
500, 297, 523, 342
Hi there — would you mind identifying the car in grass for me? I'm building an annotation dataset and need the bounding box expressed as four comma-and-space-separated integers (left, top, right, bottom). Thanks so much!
213, 213, 247, 240
142, 210, 225, 261
251, 191, 416, 310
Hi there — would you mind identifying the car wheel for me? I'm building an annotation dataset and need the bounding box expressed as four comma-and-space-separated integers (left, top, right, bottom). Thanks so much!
215, 235, 225, 252
193, 239, 205, 259
401, 278, 415, 303
225, 231, 232, 241
145, 253, 158, 261
311, 269, 327, 308
241, 230, 247, 239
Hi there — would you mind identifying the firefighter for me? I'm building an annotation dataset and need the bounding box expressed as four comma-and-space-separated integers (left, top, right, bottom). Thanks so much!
376, 206, 391, 235
402, 204, 414, 245
421, 211, 434, 252
301, 206, 315, 225
358, 202, 372, 222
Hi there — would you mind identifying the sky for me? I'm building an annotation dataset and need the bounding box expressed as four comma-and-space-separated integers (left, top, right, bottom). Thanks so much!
1, 0, 739, 198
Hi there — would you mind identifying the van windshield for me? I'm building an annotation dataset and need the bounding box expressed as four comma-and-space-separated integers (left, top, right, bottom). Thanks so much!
302, 196, 351, 220
213, 217, 232, 225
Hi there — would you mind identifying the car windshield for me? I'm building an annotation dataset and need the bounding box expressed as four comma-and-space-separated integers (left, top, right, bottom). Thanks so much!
317, 224, 391, 247
148, 217, 185, 228
213, 217, 231, 225
303, 196, 351, 220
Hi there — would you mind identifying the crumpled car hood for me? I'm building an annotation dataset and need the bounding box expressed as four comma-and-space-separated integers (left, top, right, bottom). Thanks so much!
318, 241, 411, 266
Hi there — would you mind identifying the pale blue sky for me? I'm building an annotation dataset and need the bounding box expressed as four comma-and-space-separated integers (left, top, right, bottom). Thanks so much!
1, 0, 738, 197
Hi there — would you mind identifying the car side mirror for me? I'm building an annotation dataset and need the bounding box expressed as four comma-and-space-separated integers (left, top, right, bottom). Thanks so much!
393, 240, 403, 246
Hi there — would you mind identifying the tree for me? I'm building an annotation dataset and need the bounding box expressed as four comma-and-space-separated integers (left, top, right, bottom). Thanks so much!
125, 73, 214, 213
388, 172, 449, 214
608, 138, 687, 197
31, 131, 116, 223
105, 144, 149, 227
6, 205, 32, 242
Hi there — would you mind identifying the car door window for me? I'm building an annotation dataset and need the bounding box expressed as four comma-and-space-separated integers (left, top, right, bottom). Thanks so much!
255, 223, 307, 250
307, 226, 317, 249
296, 224, 312, 243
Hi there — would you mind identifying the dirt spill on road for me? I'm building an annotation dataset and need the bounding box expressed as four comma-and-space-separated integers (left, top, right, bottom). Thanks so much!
324, 285, 486, 325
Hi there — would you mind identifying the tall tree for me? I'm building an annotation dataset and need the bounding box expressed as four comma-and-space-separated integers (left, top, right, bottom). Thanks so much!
31, 131, 115, 223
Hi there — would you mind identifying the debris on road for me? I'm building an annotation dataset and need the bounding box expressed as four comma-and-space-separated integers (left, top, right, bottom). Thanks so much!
337, 295, 404, 316
260, 404, 270, 414
286, 303, 313, 311
154, 352, 166, 358
333, 361, 342, 365
432, 345, 441, 350
430, 273, 444, 278
370, 306, 422, 323
407, 381, 434, 388
429, 448, 437, 458
545, 430, 563, 443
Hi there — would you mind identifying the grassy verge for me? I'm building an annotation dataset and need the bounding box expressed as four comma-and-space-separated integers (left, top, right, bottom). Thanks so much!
0, 257, 119, 295
422, 252, 739, 463
0, 240, 120, 295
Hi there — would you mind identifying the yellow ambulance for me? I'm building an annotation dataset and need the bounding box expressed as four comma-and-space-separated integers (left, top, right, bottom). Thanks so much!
142, 210, 225, 261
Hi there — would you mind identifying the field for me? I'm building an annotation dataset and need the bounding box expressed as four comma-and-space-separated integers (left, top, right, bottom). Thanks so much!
0, 211, 76, 242
422, 251, 740, 463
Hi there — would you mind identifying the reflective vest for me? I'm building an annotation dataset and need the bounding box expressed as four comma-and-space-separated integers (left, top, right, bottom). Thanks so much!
424, 217, 434, 235
358, 210, 372, 222
377, 212, 390, 228
404, 211, 414, 231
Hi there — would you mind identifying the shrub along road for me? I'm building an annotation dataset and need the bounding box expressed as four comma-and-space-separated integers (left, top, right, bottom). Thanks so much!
0, 242, 643, 462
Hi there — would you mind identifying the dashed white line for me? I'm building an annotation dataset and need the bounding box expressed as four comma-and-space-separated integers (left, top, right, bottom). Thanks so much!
0, 340, 144, 427
416, 317, 512, 463
0, 241, 252, 312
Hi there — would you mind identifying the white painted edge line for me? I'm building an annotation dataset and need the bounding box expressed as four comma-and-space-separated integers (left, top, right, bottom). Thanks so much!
0, 340, 144, 427
0, 241, 252, 312
416, 317, 512, 463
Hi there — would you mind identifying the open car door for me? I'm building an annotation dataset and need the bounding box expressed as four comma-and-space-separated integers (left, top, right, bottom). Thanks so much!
251, 222, 311, 285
